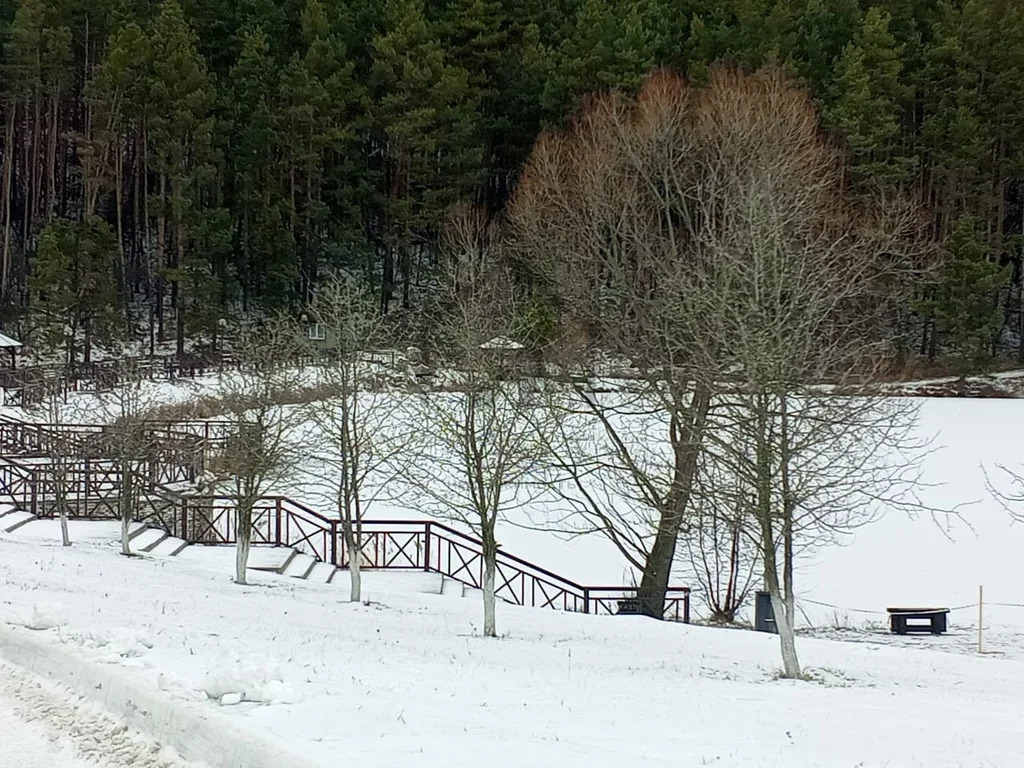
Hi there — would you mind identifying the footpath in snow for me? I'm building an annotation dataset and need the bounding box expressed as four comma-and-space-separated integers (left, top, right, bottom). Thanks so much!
0, 659, 201, 768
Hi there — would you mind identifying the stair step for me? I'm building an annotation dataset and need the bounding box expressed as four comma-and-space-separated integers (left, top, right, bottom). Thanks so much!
2, 510, 37, 532
307, 561, 337, 584
140, 532, 169, 552
283, 552, 317, 579
248, 546, 294, 572
440, 577, 465, 598
130, 527, 167, 551
148, 535, 190, 556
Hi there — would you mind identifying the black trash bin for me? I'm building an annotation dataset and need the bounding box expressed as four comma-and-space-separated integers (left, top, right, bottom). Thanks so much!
754, 590, 777, 633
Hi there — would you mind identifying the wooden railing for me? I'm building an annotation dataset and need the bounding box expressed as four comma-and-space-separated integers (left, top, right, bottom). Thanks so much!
0, 417, 690, 622
0, 415, 230, 480
0, 353, 240, 406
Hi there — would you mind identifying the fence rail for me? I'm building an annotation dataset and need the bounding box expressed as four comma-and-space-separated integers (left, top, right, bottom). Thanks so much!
0, 416, 689, 622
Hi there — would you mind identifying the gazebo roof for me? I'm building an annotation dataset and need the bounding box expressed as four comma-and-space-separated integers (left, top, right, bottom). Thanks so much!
0, 331, 22, 349
479, 335, 524, 351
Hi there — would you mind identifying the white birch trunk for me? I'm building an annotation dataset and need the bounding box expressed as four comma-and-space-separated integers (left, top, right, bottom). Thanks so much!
349, 555, 361, 603
768, 583, 801, 679
235, 506, 251, 585
59, 508, 70, 547
343, 522, 361, 602
120, 512, 131, 557
482, 550, 497, 638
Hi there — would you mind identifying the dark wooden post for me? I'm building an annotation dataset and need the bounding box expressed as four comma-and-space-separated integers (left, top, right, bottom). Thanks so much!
275, 498, 283, 545
330, 521, 338, 565
683, 591, 691, 624
423, 522, 431, 571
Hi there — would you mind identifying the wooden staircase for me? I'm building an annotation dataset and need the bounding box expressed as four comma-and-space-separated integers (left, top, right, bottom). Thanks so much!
0, 415, 690, 620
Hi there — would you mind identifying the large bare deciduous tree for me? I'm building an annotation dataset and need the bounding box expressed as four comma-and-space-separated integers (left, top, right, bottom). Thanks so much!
676, 69, 930, 677
510, 67, 931, 671
508, 72, 712, 618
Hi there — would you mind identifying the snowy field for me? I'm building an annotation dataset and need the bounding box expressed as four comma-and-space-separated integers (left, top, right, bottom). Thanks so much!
2, 519, 1024, 768
4, 377, 1024, 766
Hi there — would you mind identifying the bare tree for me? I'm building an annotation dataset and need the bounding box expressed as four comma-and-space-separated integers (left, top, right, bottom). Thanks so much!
512, 67, 931, 670
674, 68, 930, 677
508, 72, 712, 618
399, 207, 561, 637
215, 319, 303, 585
97, 359, 161, 556
32, 382, 76, 547
299, 276, 411, 602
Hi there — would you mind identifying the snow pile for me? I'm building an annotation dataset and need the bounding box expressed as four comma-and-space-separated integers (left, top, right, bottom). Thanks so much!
197, 653, 296, 705
66, 626, 156, 661
24, 602, 68, 631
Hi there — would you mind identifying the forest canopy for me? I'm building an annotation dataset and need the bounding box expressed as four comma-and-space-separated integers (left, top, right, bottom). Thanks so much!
0, 0, 1020, 366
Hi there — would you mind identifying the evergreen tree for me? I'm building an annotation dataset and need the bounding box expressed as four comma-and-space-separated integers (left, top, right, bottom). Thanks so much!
827, 7, 913, 189
31, 216, 120, 362
921, 220, 1010, 362
370, 0, 480, 311
147, 0, 216, 353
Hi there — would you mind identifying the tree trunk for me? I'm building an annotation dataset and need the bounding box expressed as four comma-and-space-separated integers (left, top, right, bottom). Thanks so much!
59, 506, 71, 547
766, 568, 801, 679
235, 502, 251, 585
120, 466, 134, 556
156, 172, 166, 342
779, 393, 796, 631
342, 517, 361, 602
637, 384, 710, 617
1, 105, 14, 299
482, 525, 497, 638
55, 461, 71, 547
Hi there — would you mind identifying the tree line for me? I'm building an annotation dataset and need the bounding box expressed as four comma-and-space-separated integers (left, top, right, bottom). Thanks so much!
0, 0, 1022, 366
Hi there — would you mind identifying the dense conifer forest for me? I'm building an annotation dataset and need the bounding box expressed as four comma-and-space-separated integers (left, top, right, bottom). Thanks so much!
0, 0, 1021, 366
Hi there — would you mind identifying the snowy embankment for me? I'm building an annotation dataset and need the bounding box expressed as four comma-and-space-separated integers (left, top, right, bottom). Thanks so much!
2, 522, 1024, 767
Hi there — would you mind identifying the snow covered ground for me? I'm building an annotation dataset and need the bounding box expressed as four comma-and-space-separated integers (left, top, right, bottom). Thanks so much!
4, 376, 1024, 766
2, 518, 1024, 768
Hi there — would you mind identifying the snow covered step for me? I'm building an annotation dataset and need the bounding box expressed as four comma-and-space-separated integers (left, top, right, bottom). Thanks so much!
282, 552, 317, 580
128, 527, 167, 551
0, 502, 17, 515
307, 561, 337, 584
440, 577, 465, 598
247, 546, 295, 572
1, 510, 37, 532
147, 535, 190, 557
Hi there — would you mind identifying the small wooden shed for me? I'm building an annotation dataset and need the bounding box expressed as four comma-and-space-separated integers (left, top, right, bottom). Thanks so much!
0, 331, 21, 368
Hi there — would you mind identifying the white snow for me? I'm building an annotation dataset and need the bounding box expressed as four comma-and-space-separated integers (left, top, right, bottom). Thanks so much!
4, 377, 1024, 766
2, 513, 1024, 767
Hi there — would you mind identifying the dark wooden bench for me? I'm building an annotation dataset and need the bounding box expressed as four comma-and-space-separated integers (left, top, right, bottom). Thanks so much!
887, 607, 949, 635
